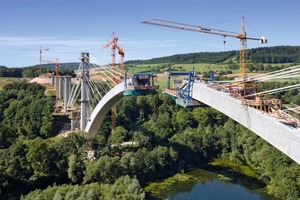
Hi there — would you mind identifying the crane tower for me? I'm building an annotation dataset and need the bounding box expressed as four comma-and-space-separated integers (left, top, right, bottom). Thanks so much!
103, 32, 125, 80
103, 32, 125, 132
141, 17, 267, 79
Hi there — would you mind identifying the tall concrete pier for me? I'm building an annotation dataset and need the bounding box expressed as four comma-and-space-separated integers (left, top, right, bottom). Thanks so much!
80, 52, 91, 130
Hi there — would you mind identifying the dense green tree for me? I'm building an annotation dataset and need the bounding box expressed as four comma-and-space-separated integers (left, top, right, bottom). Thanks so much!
0, 82, 53, 139
101, 175, 145, 200
84, 155, 120, 184
143, 111, 173, 142
1, 77, 300, 200
108, 126, 128, 145
67, 154, 85, 184
133, 130, 150, 147
0, 125, 17, 148
25, 137, 51, 181
172, 109, 196, 132
1, 137, 31, 183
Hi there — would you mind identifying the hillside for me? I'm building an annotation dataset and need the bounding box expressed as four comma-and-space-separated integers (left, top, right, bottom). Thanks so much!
31, 62, 79, 71
1, 46, 299, 76
125, 45, 300, 65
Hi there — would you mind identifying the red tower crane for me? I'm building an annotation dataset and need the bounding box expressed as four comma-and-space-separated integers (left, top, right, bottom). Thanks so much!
103, 32, 125, 80
103, 32, 125, 132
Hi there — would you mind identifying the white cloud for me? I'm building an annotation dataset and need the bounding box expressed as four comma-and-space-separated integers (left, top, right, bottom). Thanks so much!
0, 35, 219, 67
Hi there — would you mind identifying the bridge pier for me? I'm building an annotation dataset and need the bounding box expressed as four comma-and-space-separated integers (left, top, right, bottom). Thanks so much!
80, 52, 91, 131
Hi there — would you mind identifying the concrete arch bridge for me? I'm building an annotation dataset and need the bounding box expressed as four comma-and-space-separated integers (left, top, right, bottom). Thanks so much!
67, 53, 300, 165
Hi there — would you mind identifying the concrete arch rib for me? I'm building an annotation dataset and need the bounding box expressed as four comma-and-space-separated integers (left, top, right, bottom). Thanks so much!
85, 82, 124, 138
192, 83, 300, 165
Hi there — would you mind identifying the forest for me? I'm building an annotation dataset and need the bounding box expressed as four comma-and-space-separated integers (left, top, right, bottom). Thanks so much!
126, 45, 300, 65
1, 46, 300, 79
0, 64, 77, 78
0, 81, 299, 200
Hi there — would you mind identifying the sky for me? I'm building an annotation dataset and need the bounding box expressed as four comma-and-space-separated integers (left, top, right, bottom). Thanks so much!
0, 0, 299, 67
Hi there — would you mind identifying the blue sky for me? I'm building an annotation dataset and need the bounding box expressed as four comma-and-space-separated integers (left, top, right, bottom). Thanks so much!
0, 0, 299, 67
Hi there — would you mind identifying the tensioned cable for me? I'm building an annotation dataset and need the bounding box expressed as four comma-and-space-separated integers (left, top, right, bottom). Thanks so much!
87, 67, 111, 93
245, 83, 300, 97
83, 73, 101, 103
89, 56, 123, 79
89, 55, 123, 76
89, 61, 118, 86
250, 65, 300, 79
89, 61, 118, 85
228, 65, 300, 85
253, 65, 300, 82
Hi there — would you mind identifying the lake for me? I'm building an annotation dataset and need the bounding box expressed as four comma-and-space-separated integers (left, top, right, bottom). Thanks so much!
145, 168, 279, 200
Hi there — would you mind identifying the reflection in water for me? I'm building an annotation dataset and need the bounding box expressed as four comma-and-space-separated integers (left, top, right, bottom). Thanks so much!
149, 169, 279, 200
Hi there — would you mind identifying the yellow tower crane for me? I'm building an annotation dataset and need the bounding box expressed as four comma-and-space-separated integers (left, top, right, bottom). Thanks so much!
141, 17, 267, 80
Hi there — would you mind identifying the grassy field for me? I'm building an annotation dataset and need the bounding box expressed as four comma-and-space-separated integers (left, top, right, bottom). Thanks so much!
44, 83, 56, 96
154, 74, 168, 89
127, 62, 241, 89
127, 62, 298, 74
0, 77, 20, 90
125, 62, 244, 78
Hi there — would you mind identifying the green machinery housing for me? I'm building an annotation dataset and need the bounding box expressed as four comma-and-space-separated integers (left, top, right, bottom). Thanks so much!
123, 72, 159, 96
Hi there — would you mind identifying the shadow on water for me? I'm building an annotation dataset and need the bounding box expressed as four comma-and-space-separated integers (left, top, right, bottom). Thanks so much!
202, 164, 266, 190
145, 166, 279, 200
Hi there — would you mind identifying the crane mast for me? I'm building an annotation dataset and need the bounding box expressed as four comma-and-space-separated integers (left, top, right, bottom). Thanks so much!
141, 17, 267, 79
103, 32, 125, 79
240, 17, 247, 78
15, 47, 49, 76
39, 47, 50, 76
103, 32, 125, 132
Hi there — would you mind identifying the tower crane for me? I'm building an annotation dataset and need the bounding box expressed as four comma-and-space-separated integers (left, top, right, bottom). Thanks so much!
103, 32, 125, 80
141, 17, 267, 79
38, 47, 50, 76
41, 59, 60, 112
11, 47, 49, 76
103, 32, 125, 132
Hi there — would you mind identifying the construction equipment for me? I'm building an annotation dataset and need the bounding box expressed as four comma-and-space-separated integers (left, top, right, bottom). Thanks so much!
142, 17, 266, 78
163, 66, 203, 108
141, 17, 267, 98
41, 59, 60, 112
38, 47, 50, 76
103, 32, 125, 80
11, 47, 50, 76
123, 71, 158, 96
103, 33, 125, 132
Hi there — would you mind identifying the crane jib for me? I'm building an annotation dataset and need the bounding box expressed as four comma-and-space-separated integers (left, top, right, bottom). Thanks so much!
141, 19, 266, 43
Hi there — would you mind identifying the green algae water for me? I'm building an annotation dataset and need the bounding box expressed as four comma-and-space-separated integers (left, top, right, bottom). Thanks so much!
145, 168, 279, 200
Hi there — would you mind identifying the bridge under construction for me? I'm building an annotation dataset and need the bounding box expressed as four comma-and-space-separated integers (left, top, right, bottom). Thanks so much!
54, 51, 300, 165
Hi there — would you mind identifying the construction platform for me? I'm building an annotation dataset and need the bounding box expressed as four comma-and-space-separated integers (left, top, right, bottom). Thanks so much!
242, 97, 282, 113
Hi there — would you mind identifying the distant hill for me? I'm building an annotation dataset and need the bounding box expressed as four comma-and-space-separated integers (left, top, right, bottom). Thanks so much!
7, 46, 300, 72
31, 62, 80, 71
125, 45, 300, 65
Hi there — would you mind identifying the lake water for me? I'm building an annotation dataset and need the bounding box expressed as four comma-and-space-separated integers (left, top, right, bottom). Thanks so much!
147, 169, 279, 200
